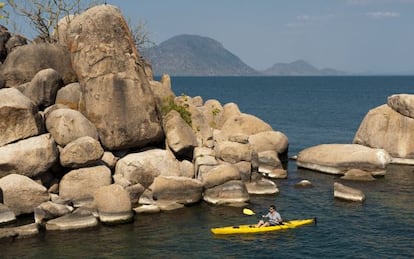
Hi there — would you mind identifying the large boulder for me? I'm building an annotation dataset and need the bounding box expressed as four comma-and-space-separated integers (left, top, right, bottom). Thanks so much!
215, 141, 252, 163
163, 110, 198, 158
245, 178, 279, 195
59, 136, 104, 168
201, 164, 241, 189
66, 4, 163, 150
387, 94, 414, 119
0, 134, 58, 178
1, 43, 76, 87
296, 144, 391, 175
248, 131, 289, 159
114, 149, 182, 188
353, 104, 414, 159
220, 114, 273, 140
151, 176, 204, 205
0, 88, 43, 147
93, 184, 133, 224
0, 174, 50, 216
59, 165, 112, 204
45, 108, 99, 146
217, 102, 241, 129
202, 99, 223, 129
21, 68, 63, 109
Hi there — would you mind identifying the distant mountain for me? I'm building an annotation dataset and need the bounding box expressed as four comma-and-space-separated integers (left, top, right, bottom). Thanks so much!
262, 60, 345, 76
141, 34, 259, 76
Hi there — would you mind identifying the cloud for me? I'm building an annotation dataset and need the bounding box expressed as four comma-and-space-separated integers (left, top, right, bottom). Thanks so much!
285, 14, 333, 28
366, 11, 400, 19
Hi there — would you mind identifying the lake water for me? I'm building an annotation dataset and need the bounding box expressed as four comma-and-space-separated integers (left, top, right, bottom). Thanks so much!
1, 76, 414, 258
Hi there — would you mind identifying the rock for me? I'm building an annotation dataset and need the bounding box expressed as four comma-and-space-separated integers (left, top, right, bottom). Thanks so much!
215, 141, 252, 163
67, 5, 163, 150
5, 34, 27, 54
248, 131, 289, 159
55, 82, 81, 110
0, 25, 11, 62
149, 74, 175, 110
60, 136, 104, 168
201, 164, 241, 189
45, 108, 99, 146
245, 178, 279, 194
202, 99, 223, 129
235, 161, 252, 181
0, 88, 43, 147
341, 169, 376, 181
59, 165, 112, 204
387, 94, 414, 119
125, 183, 145, 207
34, 201, 73, 224
152, 176, 204, 205
133, 204, 160, 214
94, 184, 134, 224
257, 150, 283, 173
0, 134, 58, 178
22, 68, 63, 109
101, 151, 118, 169
354, 104, 414, 159
294, 180, 313, 188
1, 43, 76, 87
114, 149, 182, 188
0, 203, 16, 224
192, 96, 203, 107
0, 223, 39, 240
175, 95, 212, 147
334, 182, 366, 202
193, 154, 218, 179
296, 144, 391, 175
163, 110, 198, 158
179, 160, 195, 178
156, 201, 185, 211
260, 168, 288, 179
0, 174, 50, 216
217, 102, 241, 129
203, 180, 249, 205
220, 114, 273, 140
45, 210, 98, 231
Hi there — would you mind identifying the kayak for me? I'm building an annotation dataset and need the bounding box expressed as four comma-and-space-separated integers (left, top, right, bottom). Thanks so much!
211, 218, 316, 235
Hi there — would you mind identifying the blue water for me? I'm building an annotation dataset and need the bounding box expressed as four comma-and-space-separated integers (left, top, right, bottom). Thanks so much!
1, 76, 414, 258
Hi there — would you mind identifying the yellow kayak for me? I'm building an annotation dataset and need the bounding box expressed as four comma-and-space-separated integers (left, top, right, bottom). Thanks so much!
211, 218, 316, 235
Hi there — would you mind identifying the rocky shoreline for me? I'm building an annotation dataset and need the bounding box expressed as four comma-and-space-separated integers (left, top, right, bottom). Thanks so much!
1, 4, 413, 240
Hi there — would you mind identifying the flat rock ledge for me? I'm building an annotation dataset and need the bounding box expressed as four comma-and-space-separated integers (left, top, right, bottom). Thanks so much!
45, 213, 98, 231
334, 182, 366, 202
98, 212, 134, 225
0, 223, 39, 240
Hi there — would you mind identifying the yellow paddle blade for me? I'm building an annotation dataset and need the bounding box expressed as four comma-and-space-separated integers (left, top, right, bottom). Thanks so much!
243, 208, 255, 216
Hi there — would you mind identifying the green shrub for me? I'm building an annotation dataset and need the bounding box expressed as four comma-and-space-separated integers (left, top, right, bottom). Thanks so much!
161, 96, 192, 126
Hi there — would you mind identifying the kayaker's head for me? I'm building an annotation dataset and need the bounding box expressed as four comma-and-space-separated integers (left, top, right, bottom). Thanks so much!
269, 205, 276, 212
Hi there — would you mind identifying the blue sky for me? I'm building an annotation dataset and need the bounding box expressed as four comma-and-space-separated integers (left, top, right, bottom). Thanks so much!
3, 0, 414, 74
108, 0, 414, 74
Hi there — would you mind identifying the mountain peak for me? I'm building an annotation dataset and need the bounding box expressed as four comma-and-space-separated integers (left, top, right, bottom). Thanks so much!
141, 34, 259, 76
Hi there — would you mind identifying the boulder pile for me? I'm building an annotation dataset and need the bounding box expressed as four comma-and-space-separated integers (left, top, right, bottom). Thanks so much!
0, 5, 287, 238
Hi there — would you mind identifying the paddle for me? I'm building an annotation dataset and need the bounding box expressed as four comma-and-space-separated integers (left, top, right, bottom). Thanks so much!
242, 208, 255, 216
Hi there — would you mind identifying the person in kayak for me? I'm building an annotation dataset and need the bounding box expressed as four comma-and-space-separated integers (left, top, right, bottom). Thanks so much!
256, 205, 283, 227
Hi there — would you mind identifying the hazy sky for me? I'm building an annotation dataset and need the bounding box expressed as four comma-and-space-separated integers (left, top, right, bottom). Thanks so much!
107, 0, 414, 74
3, 0, 413, 74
